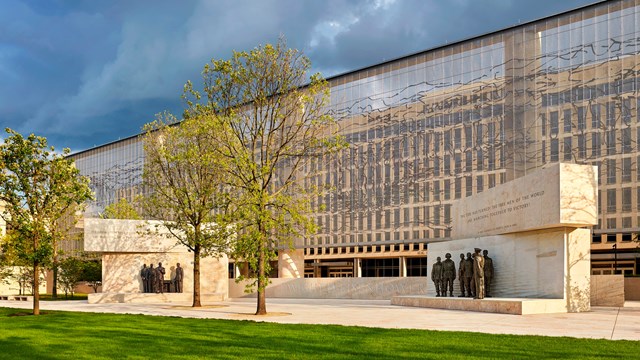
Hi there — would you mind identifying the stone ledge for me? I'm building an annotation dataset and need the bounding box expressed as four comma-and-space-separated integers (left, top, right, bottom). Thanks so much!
88, 292, 225, 304
391, 295, 568, 315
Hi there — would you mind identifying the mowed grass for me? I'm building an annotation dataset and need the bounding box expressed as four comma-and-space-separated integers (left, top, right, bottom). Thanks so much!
40, 293, 89, 301
0, 307, 636, 359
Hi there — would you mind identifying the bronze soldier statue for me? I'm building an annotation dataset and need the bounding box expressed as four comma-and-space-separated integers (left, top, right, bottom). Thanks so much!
141, 264, 149, 293
441, 253, 456, 297
473, 248, 485, 299
483, 249, 494, 297
174, 263, 184, 293
458, 253, 466, 297
156, 262, 166, 294
462, 252, 474, 297
431, 256, 444, 297
148, 264, 156, 293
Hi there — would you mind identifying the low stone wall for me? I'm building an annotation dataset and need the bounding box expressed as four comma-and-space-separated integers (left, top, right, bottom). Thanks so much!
88, 292, 224, 304
229, 277, 427, 300
228, 275, 626, 306
624, 277, 640, 301
590, 275, 624, 307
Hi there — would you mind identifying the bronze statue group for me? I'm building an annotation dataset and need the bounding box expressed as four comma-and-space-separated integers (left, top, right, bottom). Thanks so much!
431, 248, 493, 300
140, 262, 184, 293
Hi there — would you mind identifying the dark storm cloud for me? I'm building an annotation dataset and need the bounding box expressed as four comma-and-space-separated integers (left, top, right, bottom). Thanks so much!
0, 0, 597, 152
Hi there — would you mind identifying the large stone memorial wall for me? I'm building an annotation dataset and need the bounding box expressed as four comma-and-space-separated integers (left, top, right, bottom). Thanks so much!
84, 218, 228, 303
414, 163, 597, 313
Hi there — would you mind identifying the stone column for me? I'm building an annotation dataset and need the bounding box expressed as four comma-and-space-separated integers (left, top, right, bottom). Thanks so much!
400, 256, 407, 277
354, 258, 362, 277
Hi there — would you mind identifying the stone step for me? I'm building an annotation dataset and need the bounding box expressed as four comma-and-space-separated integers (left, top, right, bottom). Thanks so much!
391, 295, 567, 315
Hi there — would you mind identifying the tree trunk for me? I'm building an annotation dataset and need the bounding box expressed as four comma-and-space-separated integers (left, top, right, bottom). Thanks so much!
33, 262, 40, 316
52, 257, 58, 299
193, 245, 201, 307
256, 242, 267, 315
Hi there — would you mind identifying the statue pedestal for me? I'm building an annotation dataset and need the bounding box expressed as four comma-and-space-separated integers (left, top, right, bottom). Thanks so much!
391, 295, 567, 315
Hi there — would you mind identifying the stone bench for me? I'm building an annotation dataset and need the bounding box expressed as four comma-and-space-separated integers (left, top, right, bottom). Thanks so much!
0, 295, 31, 301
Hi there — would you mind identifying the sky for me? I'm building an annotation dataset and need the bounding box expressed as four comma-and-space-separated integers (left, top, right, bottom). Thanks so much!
0, 0, 599, 153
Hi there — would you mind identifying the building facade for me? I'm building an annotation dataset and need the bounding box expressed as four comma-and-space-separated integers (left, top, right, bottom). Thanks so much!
71, 0, 640, 278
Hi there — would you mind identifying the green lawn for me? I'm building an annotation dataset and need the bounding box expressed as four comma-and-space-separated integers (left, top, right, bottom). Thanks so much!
40, 293, 88, 301
0, 307, 636, 359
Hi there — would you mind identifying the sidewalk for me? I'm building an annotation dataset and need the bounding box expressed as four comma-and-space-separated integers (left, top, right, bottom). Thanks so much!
2, 298, 639, 341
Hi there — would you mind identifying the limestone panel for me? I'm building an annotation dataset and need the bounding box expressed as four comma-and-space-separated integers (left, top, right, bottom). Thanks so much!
565, 228, 591, 312
102, 253, 228, 297
84, 218, 185, 253
625, 277, 640, 301
427, 227, 591, 312
427, 228, 566, 299
590, 275, 624, 307
229, 278, 427, 300
452, 163, 597, 239
278, 249, 305, 278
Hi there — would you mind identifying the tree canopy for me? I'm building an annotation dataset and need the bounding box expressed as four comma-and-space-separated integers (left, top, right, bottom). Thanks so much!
183, 38, 345, 314
0, 128, 93, 314
142, 113, 233, 307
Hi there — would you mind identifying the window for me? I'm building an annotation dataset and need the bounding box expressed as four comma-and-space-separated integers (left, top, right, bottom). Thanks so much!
577, 106, 586, 131
406, 257, 428, 277
361, 258, 399, 277
606, 129, 616, 155
606, 102, 615, 127
578, 135, 586, 159
444, 180, 451, 200
622, 158, 631, 183
550, 139, 559, 162
622, 128, 632, 154
488, 174, 496, 189
607, 189, 616, 213
563, 109, 572, 132
465, 126, 473, 149
465, 151, 472, 172
454, 128, 461, 149
477, 176, 484, 193
550, 111, 559, 136
591, 133, 601, 157
591, 104, 601, 129
607, 159, 616, 184
563, 137, 572, 161
622, 187, 632, 212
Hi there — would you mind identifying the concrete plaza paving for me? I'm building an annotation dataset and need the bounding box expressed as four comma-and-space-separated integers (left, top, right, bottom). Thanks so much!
2, 298, 639, 341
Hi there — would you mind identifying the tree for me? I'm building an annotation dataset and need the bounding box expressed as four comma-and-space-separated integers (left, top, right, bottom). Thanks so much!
183, 39, 344, 315
0, 247, 13, 288
81, 258, 102, 293
142, 113, 232, 307
100, 197, 141, 220
58, 256, 83, 298
0, 128, 93, 315
49, 203, 84, 299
